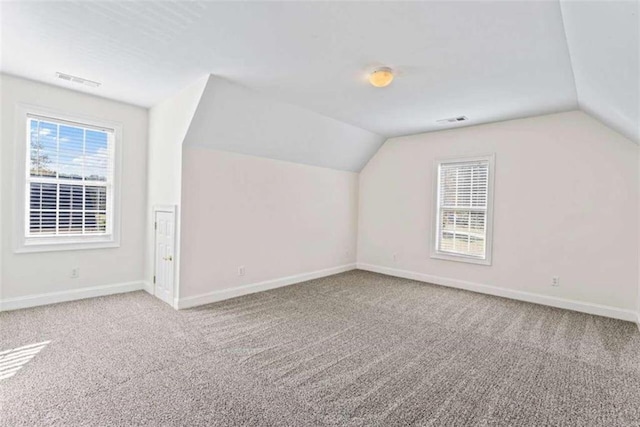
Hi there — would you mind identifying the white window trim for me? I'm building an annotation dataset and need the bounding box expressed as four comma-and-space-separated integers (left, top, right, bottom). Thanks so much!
13, 104, 123, 253
430, 154, 495, 266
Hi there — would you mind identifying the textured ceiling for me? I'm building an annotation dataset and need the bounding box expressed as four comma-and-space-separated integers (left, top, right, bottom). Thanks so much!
1, 1, 576, 137
0, 1, 636, 143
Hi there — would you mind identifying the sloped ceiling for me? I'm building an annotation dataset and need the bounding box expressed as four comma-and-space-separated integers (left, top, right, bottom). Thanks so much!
560, 0, 639, 142
183, 75, 385, 172
0, 1, 638, 173
1, 1, 577, 137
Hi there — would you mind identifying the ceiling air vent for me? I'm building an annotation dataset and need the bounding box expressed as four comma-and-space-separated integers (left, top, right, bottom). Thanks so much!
56, 72, 101, 88
437, 116, 468, 124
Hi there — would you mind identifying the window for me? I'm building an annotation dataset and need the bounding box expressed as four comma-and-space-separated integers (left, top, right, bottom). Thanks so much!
432, 155, 494, 265
15, 106, 121, 252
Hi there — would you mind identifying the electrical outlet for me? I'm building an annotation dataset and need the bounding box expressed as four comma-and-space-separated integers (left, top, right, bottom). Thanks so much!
551, 276, 560, 287
238, 266, 245, 277
393, 253, 398, 262
71, 268, 80, 279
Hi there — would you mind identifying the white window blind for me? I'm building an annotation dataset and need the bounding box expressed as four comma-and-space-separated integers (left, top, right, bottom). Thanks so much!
26, 115, 115, 238
435, 157, 492, 261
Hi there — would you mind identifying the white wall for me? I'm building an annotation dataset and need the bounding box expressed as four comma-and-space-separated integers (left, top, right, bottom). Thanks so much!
0, 74, 148, 302
179, 148, 358, 301
175, 74, 378, 305
358, 111, 639, 315
145, 76, 208, 298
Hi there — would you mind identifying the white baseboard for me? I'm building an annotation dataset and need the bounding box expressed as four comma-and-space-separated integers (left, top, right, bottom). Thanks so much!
177, 263, 357, 309
0, 281, 145, 312
142, 281, 154, 295
357, 263, 638, 323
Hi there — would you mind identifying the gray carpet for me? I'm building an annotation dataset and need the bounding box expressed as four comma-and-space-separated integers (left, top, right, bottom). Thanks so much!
1, 270, 640, 426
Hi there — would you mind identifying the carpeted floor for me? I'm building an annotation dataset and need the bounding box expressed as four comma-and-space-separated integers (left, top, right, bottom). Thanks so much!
1, 270, 640, 426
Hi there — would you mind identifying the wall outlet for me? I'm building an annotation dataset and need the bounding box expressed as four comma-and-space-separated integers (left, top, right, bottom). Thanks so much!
393, 253, 398, 262
238, 266, 245, 276
71, 268, 80, 279
551, 276, 560, 287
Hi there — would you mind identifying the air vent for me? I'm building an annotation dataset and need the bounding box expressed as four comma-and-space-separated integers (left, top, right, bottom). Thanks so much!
437, 116, 468, 124
56, 72, 101, 88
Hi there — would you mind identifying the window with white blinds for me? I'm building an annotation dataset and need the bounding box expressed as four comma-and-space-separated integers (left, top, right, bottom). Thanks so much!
433, 155, 494, 264
26, 115, 115, 239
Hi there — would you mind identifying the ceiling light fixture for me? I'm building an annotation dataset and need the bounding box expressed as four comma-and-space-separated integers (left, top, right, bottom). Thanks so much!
369, 67, 394, 88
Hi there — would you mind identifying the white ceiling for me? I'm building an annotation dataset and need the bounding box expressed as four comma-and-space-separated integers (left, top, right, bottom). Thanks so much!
560, 0, 639, 142
0, 1, 636, 142
184, 75, 385, 172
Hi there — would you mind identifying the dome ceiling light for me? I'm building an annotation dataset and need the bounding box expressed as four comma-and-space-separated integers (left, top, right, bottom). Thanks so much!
368, 67, 394, 88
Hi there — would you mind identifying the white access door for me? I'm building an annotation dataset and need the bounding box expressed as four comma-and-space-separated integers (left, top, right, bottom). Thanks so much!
154, 210, 175, 306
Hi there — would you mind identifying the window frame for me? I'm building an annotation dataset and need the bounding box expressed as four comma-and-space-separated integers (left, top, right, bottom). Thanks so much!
430, 154, 495, 266
13, 104, 122, 253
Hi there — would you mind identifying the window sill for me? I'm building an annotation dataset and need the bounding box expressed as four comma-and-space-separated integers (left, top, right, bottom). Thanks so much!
430, 252, 492, 266
15, 237, 120, 254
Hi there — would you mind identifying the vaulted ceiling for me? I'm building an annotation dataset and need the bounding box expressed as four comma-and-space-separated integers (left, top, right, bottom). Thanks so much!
560, 0, 639, 142
184, 75, 386, 172
1, 1, 637, 147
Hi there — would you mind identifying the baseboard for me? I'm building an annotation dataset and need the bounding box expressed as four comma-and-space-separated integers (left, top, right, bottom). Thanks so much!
357, 263, 637, 322
0, 281, 145, 312
177, 263, 357, 309
142, 281, 154, 295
